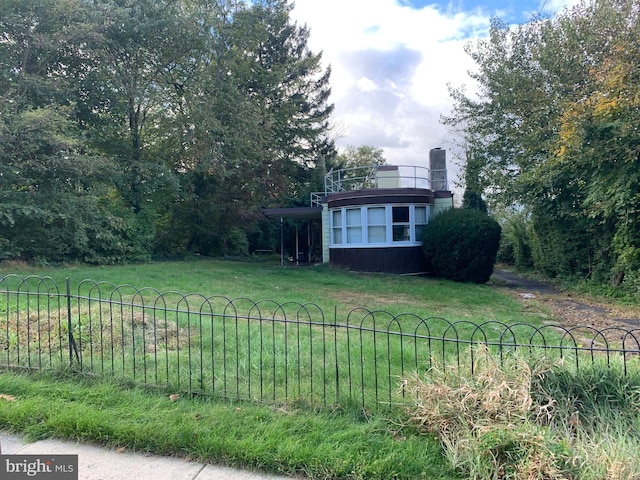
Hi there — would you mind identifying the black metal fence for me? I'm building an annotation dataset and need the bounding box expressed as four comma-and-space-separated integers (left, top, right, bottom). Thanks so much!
1, 274, 640, 409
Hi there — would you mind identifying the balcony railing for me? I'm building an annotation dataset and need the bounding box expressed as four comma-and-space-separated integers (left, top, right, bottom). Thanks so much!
310, 164, 446, 207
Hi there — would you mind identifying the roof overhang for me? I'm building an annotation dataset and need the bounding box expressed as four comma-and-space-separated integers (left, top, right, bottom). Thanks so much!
263, 206, 322, 221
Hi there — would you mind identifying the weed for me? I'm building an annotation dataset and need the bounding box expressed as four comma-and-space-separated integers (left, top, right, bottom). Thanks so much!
401, 348, 640, 479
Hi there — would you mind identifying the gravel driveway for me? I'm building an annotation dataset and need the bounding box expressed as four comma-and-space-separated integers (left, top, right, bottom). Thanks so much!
490, 269, 640, 329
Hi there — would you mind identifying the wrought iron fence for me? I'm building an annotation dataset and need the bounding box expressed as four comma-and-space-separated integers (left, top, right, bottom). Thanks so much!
1, 274, 639, 409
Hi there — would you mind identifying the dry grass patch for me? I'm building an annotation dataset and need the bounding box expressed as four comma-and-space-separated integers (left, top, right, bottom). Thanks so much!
403, 347, 640, 479
402, 347, 574, 479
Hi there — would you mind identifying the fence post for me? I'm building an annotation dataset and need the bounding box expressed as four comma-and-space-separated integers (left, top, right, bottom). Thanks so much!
333, 306, 341, 405
66, 278, 73, 366
65, 278, 81, 367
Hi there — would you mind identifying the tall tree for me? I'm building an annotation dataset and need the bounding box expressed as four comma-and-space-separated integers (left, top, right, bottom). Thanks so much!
444, 0, 640, 287
0, 0, 335, 261
0, 0, 147, 263
158, 0, 335, 255
78, 0, 199, 214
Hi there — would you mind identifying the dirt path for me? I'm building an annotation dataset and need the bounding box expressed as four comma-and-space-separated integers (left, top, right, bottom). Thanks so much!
490, 269, 640, 330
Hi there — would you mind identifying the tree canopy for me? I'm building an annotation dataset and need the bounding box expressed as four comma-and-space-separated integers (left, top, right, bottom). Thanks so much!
446, 0, 640, 289
0, 0, 335, 262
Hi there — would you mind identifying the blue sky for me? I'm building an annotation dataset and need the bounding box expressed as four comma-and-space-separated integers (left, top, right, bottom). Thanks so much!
290, 0, 578, 191
407, 0, 549, 23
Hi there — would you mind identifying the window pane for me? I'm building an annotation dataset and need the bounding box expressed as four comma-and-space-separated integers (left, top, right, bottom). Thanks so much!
367, 207, 385, 225
415, 225, 424, 242
331, 210, 343, 245
392, 206, 409, 223
332, 210, 342, 225
415, 206, 427, 224
346, 208, 361, 226
347, 227, 362, 243
393, 225, 410, 242
368, 226, 386, 243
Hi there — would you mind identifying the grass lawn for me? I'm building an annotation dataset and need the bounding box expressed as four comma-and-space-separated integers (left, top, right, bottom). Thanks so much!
0, 371, 458, 479
0, 258, 551, 479
0, 258, 535, 323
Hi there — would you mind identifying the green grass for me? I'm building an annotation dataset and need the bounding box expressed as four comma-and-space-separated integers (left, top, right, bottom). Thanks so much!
0, 259, 555, 411
0, 371, 458, 480
2, 258, 636, 479
0, 258, 531, 323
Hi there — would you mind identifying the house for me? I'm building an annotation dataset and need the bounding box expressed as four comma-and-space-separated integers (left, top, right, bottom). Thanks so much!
263, 148, 454, 274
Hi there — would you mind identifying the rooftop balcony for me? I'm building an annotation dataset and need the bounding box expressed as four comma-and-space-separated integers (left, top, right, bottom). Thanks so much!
310, 163, 448, 207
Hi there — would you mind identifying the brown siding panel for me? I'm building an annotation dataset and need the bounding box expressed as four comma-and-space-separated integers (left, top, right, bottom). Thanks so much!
327, 189, 433, 209
330, 247, 428, 274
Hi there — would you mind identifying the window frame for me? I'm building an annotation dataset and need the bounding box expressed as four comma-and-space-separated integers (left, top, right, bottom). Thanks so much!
329, 204, 430, 247
366, 206, 387, 244
331, 209, 343, 245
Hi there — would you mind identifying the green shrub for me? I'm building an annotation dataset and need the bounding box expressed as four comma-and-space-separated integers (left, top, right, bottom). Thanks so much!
422, 208, 501, 283
495, 209, 534, 268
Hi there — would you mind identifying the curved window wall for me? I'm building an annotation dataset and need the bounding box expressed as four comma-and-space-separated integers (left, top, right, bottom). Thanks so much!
330, 205, 429, 247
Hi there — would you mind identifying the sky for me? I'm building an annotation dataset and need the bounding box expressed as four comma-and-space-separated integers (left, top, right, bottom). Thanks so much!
289, 0, 579, 191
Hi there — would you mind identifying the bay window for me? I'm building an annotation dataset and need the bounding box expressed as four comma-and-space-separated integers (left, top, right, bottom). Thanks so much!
330, 205, 430, 247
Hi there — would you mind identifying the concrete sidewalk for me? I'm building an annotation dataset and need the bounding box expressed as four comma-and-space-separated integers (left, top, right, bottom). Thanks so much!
0, 432, 297, 480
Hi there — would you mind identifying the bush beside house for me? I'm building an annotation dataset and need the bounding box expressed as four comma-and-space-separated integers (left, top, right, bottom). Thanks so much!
422, 208, 501, 283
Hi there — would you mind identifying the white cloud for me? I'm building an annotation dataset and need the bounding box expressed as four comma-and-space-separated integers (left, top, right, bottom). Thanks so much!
539, 0, 582, 16
290, 0, 579, 192
355, 76, 379, 92
291, 0, 489, 191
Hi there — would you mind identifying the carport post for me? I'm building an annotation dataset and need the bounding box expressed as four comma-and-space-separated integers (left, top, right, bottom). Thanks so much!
295, 223, 300, 265
280, 216, 284, 267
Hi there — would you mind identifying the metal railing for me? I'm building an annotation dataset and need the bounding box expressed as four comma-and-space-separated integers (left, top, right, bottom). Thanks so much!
309, 164, 440, 207
324, 165, 432, 194
310, 192, 324, 207
1, 274, 639, 409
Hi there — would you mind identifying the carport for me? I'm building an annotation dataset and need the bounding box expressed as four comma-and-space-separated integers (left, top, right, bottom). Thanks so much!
263, 206, 323, 267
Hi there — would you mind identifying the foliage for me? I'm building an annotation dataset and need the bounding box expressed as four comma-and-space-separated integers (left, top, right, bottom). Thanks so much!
153, 0, 335, 256
461, 190, 487, 213
444, 0, 640, 291
0, 7, 149, 265
495, 208, 534, 268
460, 147, 487, 213
0, 0, 335, 263
422, 208, 501, 283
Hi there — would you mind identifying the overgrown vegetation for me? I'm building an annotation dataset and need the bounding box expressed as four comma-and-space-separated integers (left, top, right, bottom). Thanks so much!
0, 0, 335, 264
495, 206, 640, 301
2, 260, 639, 479
446, 0, 640, 293
422, 208, 501, 283
403, 348, 640, 479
